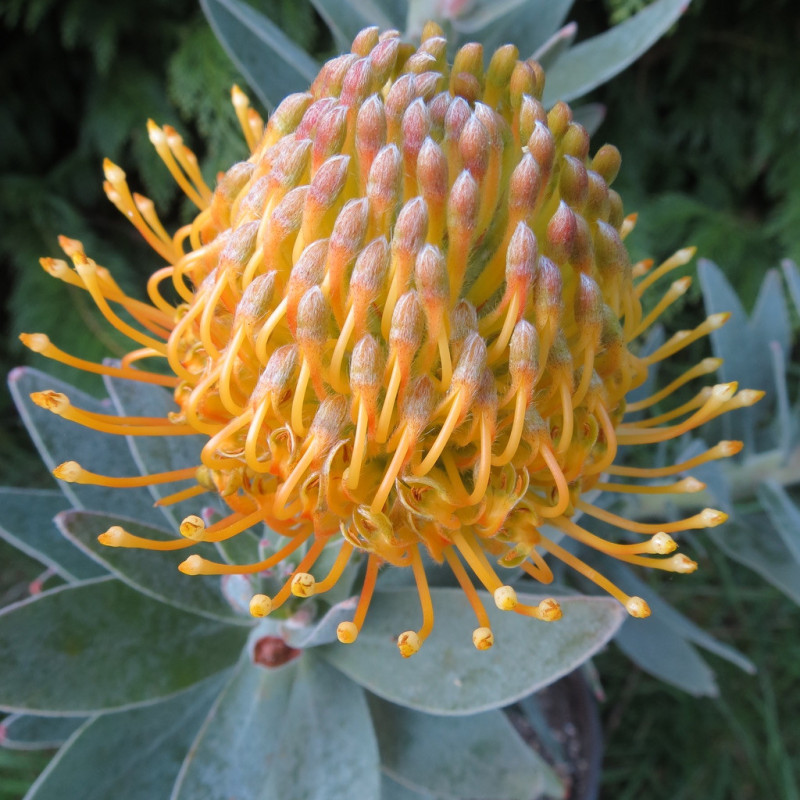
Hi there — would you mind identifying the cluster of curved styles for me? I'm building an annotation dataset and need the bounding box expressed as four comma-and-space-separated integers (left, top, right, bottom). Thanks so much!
22, 23, 761, 657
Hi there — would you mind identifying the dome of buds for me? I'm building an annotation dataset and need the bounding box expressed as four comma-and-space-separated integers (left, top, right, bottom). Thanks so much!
24, 23, 761, 656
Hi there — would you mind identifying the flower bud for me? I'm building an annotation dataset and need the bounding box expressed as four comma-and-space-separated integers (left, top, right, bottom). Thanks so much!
562, 122, 590, 161
355, 95, 387, 186
591, 144, 622, 185
340, 57, 374, 108
370, 36, 400, 86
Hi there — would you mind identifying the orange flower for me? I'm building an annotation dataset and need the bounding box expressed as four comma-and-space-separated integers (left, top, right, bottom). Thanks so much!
22, 24, 760, 656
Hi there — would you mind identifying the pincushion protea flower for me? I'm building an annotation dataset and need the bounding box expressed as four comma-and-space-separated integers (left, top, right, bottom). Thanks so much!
21, 23, 760, 657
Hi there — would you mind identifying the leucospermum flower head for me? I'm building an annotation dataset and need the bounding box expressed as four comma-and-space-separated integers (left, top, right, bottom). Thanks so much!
23, 24, 761, 657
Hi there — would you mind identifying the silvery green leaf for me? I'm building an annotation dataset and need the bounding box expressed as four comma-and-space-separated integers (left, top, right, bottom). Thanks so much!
769, 341, 794, 453
369, 695, 563, 800
709, 516, 800, 605
381, 776, 436, 800
8, 368, 167, 527
543, 0, 691, 105
55, 510, 249, 626
310, 0, 398, 50
102, 374, 210, 529
200, 0, 319, 111
781, 259, 800, 316
171, 654, 380, 800
0, 714, 85, 751
23, 674, 227, 800
570, 103, 606, 137
450, 0, 575, 57
603, 561, 754, 674
0, 576, 247, 714
614, 614, 718, 696
531, 22, 577, 70
0, 488, 104, 582
320, 588, 624, 715
751, 269, 791, 359
756, 481, 800, 565
697, 260, 779, 446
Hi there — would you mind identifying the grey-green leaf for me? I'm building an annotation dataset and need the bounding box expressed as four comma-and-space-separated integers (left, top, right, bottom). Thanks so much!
8, 368, 166, 527
55, 510, 249, 626
369, 695, 563, 800
543, 0, 691, 105
172, 654, 380, 800
450, 0, 575, 57
0, 714, 85, 751
614, 615, 717, 697
0, 488, 103, 582
603, 560, 754, 674
781, 259, 800, 316
23, 674, 228, 800
0, 576, 247, 714
710, 516, 800, 605
756, 481, 800, 565
200, 0, 319, 111
310, 0, 397, 50
320, 588, 624, 715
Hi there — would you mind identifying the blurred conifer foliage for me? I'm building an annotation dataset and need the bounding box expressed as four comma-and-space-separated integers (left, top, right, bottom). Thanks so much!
0, 0, 325, 485
596, 0, 800, 303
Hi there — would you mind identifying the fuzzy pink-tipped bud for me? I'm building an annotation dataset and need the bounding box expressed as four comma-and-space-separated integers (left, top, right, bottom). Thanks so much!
518, 94, 547, 144
341, 57, 375, 108
546, 201, 578, 265
312, 106, 348, 172
447, 170, 480, 234
370, 36, 400, 86
459, 113, 491, 182
528, 121, 555, 177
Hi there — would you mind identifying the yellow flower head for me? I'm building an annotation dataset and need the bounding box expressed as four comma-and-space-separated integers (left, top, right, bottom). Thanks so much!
24, 24, 760, 656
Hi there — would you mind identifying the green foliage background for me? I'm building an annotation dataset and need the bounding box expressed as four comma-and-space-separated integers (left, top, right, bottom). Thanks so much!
1, 0, 798, 797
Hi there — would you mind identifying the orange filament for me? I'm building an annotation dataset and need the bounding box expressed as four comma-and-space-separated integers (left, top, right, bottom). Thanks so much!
643, 313, 730, 365
376, 357, 402, 443
201, 508, 265, 542
443, 546, 491, 629
536, 445, 570, 518
451, 530, 501, 593
556, 381, 574, 454
625, 357, 722, 413
154, 484, 208, 506
268, 537, 328, 612
180, 530, 312, 575
19, 334, 177, 387
520, 550, 554, 584
54, 461, 198, 488
74, 262, 167, 354
466, 414, 493, 504
275, 441, 318, 517
313, 542, 355, 593
414, 391, 465, 477
346, 398, 369, 491
605, 440, 742, 478
409, 544, 434, 643
594, 477, 706, 495
635, 247, 696, 297
351, 553, 381, 633
372, 426, 414, 512
575, 500, 727, 535
537, 534, 649, 616
492, 389, 526, 466
99, 526, 193, 550
147, 121, 208, 210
